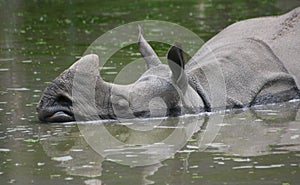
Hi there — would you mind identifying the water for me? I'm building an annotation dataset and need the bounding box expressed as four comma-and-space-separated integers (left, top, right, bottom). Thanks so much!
1, 0, 300, 184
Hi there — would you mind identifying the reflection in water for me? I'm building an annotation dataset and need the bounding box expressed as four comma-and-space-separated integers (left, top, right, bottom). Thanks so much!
37, 101, 300, 184
202, 101, 300, 156
40, 116, 204, 183
78, 116, 203, 167
39, 125, 104, 177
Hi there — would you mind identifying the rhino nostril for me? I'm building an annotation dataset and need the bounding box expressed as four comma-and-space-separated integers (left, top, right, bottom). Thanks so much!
56, 94, 72, 106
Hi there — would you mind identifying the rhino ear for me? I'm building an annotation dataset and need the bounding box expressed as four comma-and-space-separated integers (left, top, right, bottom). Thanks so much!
167, 43, 188, 93
138, 25, 161, 69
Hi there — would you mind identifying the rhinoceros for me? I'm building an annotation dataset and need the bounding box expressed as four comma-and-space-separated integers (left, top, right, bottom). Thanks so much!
37, 7, 300, 122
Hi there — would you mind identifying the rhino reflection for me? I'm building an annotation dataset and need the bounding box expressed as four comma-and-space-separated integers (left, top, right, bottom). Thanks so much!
39, 125, 104, 177
77, 116, 202, 167
39, 116, 203, 180
38, 101, 300, 182
199, 101, 300, 156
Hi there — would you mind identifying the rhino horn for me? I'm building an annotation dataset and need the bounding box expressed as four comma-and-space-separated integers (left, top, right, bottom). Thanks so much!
69, 54, 99, 72
70, 54, 113, 120
138, 25, 161, 69
70, 54, 109, 90
167, 43, 188, 93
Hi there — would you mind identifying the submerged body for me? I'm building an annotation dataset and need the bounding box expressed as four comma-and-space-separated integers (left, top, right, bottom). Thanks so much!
37, 8, 300, 122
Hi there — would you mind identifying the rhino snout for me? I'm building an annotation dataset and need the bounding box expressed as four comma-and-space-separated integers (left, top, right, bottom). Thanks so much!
37, 105, 74, 123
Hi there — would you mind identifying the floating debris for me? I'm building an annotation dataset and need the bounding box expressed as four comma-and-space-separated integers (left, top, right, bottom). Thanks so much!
232, 165, 253, 170
104, 71, 118, 75
177, 149, 196, 153
189, 165, 199, 169
266, 112, 278, 116
213, 156, 232, 161
118, 122, 133, 126
24, 139, 40, 143
52, 155, 73, 162
254, 164, 285, 169
232, 158, 251, 162
206, 143, 227, 148
125, 154, 138, 158
0, 58, 14, 62
289, 99, 300, 102
64, 177, 74, 181
101, 66, 117, 70
22, 60, 32, 63
186, 145, 199, 149
70, 149, 83, 152
84, 179, 102, 185
37, 162, 45, 166
290, 135, 299, 140
217, 123, 231, 126
7, 87, 30, 91
50, 174, 61, 179
0, 148, 10, 152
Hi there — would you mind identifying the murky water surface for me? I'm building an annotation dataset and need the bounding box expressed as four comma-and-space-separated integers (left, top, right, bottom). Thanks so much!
1, 0, 300, 184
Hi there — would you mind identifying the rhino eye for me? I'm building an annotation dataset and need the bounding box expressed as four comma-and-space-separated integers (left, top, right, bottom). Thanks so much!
56, 94, 72, 106
116, 99, 129, 108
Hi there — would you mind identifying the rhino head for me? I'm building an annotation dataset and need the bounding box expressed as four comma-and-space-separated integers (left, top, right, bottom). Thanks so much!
37, 27, 204, 122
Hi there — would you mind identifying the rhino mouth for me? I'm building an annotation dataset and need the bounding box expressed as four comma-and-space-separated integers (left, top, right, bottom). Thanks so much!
46, 110, 74, 122
37, 106, 75, 123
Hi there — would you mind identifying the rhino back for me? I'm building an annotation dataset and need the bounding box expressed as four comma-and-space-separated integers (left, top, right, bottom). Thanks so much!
203, 7, 300, 85
186, 7, 300, 109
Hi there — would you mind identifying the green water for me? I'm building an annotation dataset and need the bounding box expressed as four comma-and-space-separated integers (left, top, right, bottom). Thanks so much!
0, 0, 300, 184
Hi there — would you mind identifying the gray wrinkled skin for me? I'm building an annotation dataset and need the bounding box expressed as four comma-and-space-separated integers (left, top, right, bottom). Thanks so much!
37, 8, 300, 122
